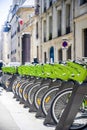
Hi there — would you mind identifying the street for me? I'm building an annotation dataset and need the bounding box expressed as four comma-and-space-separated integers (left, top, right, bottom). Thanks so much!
0, 87, 54, 130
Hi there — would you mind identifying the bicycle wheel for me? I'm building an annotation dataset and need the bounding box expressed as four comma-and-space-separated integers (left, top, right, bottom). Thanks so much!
70, 94, 87, 130
51, 88, 87, 129
42, 87, 59, 116
18, 80, 29, 98
34, 84, 49, 110
27, 83, 41, 105
12, 79, 18, 93
36, 79, 63, 118
23, 82, 35, 102
12, 77, 20, 94
13, 79, 22, 95
16, 80, 25, 96
24, 83, 35, 107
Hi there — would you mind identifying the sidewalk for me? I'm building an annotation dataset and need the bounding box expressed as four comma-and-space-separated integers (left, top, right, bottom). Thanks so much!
0, 101, 20, 130
0, 87, 54, 130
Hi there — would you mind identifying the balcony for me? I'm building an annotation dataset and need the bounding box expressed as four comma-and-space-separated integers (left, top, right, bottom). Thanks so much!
66, 26, 70, 34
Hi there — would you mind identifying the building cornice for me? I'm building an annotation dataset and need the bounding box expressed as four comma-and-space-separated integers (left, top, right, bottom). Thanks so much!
42, 32, 73, 46
74, 13, 87, 22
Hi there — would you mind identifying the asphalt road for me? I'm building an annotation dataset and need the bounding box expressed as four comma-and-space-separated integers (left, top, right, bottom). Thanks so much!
0, 87, 54, 130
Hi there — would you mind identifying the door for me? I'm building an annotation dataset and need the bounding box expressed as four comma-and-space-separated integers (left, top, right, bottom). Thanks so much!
50, 46, 54, 63
84, 29, 87, 57
22, 34, 31, 64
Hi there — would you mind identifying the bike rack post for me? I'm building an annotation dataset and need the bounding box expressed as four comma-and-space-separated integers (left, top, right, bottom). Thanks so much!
55, 82, 87, 130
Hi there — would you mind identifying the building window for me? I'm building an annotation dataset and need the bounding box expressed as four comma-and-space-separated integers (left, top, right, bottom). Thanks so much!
66, 4, 71, 34
18, 37, 20, 47
44, 0, 46, 12
43, 20, 46, 42
15, 49, 16, 53
35, 0, 40, 15
58, 48, 62, 61
57, 10, 62, 37
84, 29, 87, 57
37, 46, 39, 61
7, 54, 9, 59
11, 50, 16, 55
67, 46, 71, 60
44, 52, 47, 63
50, 46, 54, 63
49, 16, 52, 40
36, 22, 39, 39
49, 0, 52, 7
37, 0, 39, 3
80, 0, 87, 5
11, 31, 16, 39
12, 4, 19, 18
17, 23, 20, 32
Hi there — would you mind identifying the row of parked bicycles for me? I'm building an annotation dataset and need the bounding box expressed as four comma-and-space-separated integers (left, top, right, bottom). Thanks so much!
1, 60, 87, 130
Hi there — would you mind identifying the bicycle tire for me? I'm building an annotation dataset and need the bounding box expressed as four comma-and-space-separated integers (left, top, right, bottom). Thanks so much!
34, 84, 49, 109
23, 82, 35, 101
12, 77, 21, 94
51, 88, 87, 129
27, 83, 41, 105
18, 80, 29, 98
16, 80, 25, 96
42, 87, 59, 116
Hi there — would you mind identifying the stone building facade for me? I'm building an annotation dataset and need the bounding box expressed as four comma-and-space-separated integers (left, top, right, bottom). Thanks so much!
35, 0, 87, 63
7, 0, 35, 64
16, 3, 35, 64
74, 0, 87, 61
35, 0, 74, 63
1, 0, 87, 64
